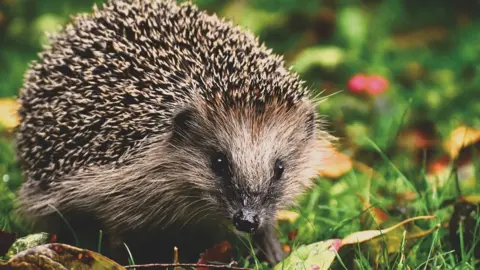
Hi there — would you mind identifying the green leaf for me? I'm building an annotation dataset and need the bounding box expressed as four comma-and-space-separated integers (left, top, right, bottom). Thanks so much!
6, 233, 52, 257
292, 46, 345, 73
273, 239, 340, 270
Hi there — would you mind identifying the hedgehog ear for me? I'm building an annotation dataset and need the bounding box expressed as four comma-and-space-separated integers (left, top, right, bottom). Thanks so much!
172, 107, 195, 139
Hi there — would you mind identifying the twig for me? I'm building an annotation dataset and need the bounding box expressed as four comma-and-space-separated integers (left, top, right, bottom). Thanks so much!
124, 262, 253, 269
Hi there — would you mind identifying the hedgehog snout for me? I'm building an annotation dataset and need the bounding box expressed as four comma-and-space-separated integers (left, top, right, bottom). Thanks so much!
233, 208, 260, 233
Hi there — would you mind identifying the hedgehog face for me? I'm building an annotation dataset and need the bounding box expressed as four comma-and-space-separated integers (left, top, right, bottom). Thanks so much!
169, 101, 323, 233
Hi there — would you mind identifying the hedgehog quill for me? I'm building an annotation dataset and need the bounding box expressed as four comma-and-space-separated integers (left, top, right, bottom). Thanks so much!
15, 0, 335, 265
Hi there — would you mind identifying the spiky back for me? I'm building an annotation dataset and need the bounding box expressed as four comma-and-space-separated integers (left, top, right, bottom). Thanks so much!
16, 0, 309, 184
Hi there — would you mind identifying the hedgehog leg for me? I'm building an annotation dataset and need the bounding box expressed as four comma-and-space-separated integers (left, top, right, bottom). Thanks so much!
252, 224, 285, 265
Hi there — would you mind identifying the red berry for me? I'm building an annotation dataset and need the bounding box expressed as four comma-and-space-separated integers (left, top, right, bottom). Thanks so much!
366, 75, 389, 95
347, 73, 368, 93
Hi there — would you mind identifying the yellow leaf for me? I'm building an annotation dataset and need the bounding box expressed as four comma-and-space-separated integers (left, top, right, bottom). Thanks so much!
405, 223, 441, 240
341, 215, 436, 246
276, 210, 299, 223
459, 195, 480, 204
443, 126, 480, 159
0, 98, 20, 129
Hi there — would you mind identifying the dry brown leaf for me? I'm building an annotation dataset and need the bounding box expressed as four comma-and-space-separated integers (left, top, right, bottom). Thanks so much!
197, 241, 232, 269
444, 126, 480, 159
318, 147, 353, 179
1, 243, 124, 269
0, 98, 20, 129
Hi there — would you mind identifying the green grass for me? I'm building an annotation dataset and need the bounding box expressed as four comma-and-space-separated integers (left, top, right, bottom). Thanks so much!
1, 0, 480, 268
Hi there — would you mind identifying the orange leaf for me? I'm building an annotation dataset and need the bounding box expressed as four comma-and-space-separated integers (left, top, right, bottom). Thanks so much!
318, 147, 353, 179
427, 155, 451, 175
0, 98, 20, 129
443, 126, 480, 159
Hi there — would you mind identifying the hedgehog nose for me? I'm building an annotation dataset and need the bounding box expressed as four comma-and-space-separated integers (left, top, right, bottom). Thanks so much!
233, 209, 260, 233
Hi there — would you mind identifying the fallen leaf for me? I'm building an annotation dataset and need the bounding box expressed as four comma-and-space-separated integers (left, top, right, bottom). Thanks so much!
318, 148, 353, 179
1, 243, 124, 269
0, 230, 17, 257
354, 217, 439, 266
365, 222, 440, 259
276, 210, 300, 223
197, 241, 232, 270
459, 195, 480, 204
0, 98, 20, 130
273, 239, 340, 270
275, 216, 437, 270
444, 126, 480, 159
341, 216, 436, 246
6, 232, 53, 257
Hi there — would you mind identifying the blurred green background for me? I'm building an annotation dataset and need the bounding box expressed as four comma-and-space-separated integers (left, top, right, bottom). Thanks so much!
0, 0, 479, 268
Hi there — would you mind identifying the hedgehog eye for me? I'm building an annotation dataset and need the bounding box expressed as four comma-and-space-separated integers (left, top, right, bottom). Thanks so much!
211, 152, 230, 177
273, 159, 284, 180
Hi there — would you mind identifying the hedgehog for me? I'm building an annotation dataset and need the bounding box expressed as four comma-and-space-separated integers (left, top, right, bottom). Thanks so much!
14, 0, 335, 265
